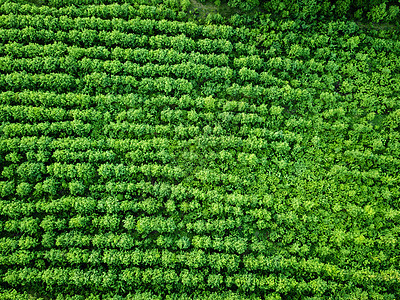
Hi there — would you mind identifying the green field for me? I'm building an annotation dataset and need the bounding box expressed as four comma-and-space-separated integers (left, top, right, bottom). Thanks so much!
0, 0, 400, 299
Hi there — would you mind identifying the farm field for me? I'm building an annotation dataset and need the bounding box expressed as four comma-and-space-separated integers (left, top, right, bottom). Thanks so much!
0, 0, 400, 299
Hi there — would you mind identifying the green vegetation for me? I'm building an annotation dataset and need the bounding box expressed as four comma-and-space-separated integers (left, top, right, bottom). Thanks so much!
207, 0, 400, 23
0, 0, 400, 299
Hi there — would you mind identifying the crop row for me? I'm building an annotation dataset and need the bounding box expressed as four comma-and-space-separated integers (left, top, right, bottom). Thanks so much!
0, 72, 314, 104
0, 131, 300, 153
0, 105, 268, 126
0, 59, 235, 83
0, 72, 195, 95
3, 263, 398, 296
0, 56, 335, 83
0, 186, 267, 217
0, 13, 250, 41
0, 120, 272, 140
0, 43, 233, 67
0, 92, 277, 116
0, 28, 235, 54
0, 2, 183, 22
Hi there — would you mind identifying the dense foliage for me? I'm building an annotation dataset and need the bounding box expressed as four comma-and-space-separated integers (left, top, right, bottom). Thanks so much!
1, 0, 400, 299
209, 0, 400, 23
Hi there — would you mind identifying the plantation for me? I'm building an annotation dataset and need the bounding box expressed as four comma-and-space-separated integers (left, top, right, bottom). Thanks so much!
0, 0, 400, 299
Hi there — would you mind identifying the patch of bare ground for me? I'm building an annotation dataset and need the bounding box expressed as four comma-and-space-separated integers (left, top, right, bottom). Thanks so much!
189, 0, 241, 18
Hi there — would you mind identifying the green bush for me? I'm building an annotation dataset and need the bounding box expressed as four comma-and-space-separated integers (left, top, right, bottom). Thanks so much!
367, 2, 387, 22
